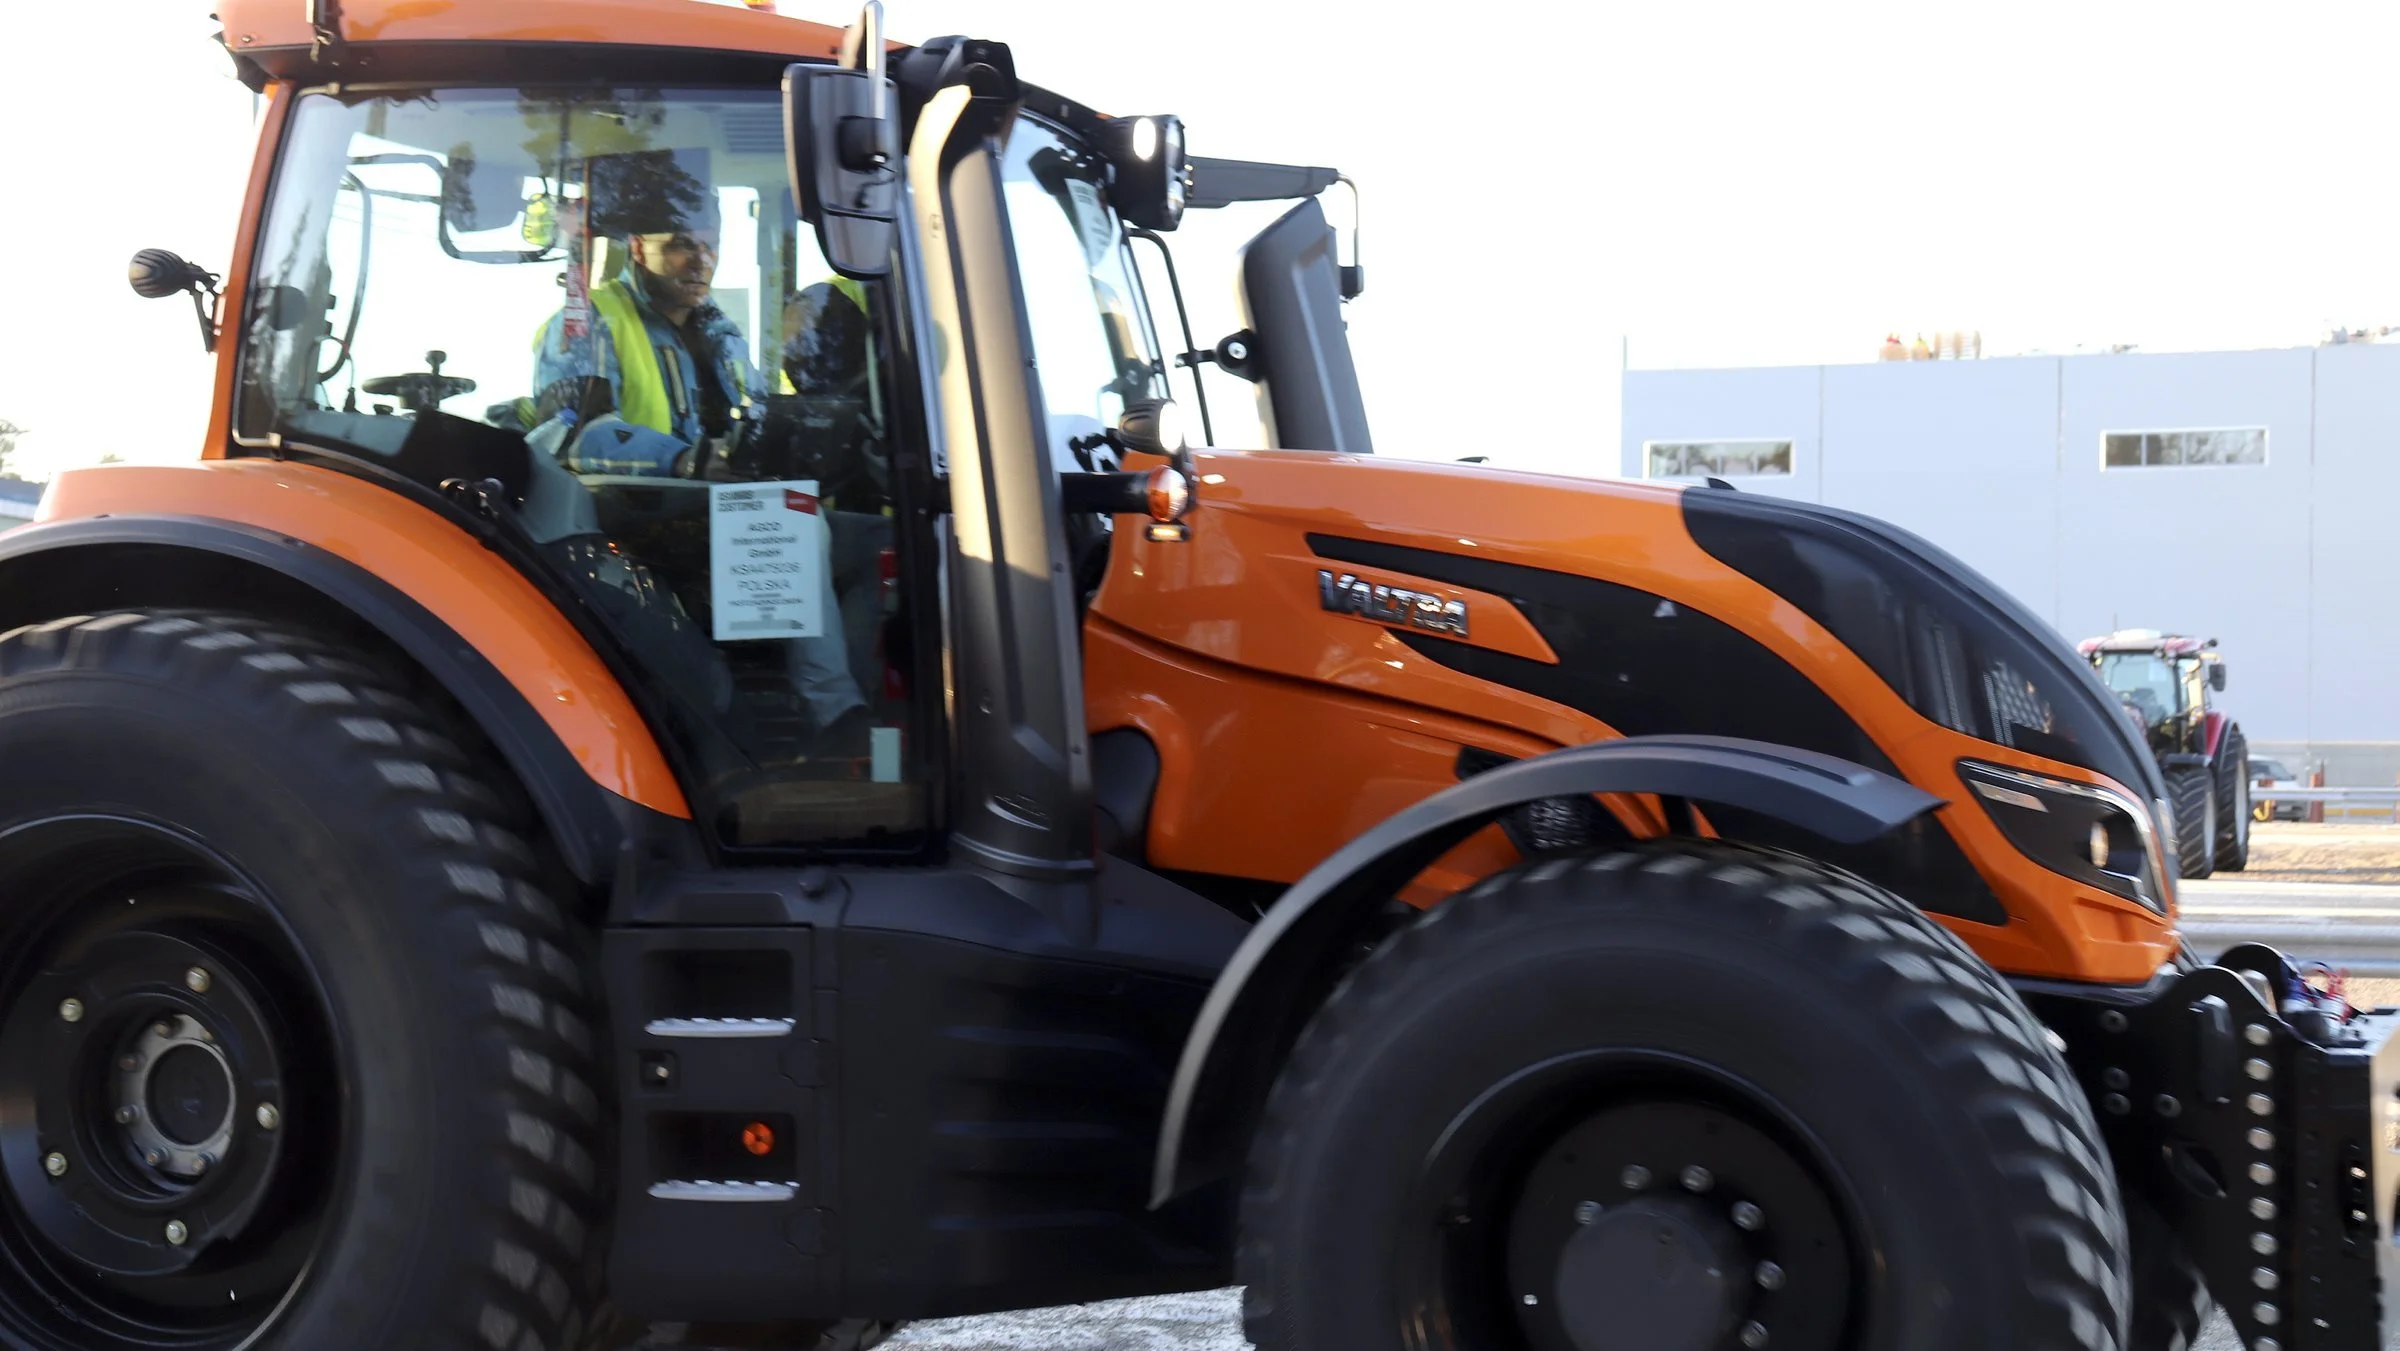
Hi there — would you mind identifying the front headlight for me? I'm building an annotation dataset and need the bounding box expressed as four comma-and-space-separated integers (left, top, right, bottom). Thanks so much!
1958, 760, 2168, 914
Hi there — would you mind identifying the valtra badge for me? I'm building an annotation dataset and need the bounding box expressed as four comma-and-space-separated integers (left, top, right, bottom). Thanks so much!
1317, 570, 1469, 640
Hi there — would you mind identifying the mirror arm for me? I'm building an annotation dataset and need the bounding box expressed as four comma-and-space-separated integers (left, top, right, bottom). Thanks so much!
189, 275, 223, 356
1127, 226, 1214, 447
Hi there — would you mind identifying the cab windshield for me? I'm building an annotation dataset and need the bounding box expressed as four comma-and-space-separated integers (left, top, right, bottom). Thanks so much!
240, 85, 923, 854
2095, 652, 2181, 727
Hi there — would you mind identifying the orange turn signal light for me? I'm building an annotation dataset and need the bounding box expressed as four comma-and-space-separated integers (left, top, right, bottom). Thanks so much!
1143, 466, 1192, 523
741, 1121, 776, 1157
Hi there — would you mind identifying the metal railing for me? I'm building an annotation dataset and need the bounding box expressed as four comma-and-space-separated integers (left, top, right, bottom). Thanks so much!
2250, 784, 2400, 823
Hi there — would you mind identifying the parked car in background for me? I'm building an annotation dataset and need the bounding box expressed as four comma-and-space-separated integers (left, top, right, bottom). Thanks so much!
2252, 756, 2308, 821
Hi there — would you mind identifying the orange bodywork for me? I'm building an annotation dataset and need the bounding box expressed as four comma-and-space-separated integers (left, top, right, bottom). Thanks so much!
1088, 450, 2180, 985
214, 0, 847, 62
34, 462, 689, 819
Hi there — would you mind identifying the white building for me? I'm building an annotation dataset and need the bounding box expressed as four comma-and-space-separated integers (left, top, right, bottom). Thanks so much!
1619, 343, 2400, 779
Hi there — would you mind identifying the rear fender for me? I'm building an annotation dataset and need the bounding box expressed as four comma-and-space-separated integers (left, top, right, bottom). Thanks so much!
1147, 734, 1942, 1206
0, 506, 690, 884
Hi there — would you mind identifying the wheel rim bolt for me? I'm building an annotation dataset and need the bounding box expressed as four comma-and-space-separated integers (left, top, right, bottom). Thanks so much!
2249, 1128, 2274, 1151
2251, 1197, 2278, 1221
1619, 1165, 1651, 1191
1574, 1200, 1601, 1226
144, 1150, 164, 1168
42, 1153, 66, 1178
115, 1106, 139, 1125
2247, 1023, 2273, 1046
1680, 1165, 1713, 1193
117, 1055, 139, 1072
153, 1020, 174, 1039
256, 1103, 280, 1131
57, 998, 83, 1024
164, 1220, 188, 1246
190, 1155, 210, 1177
1740, 1321, 1770, 1348
1756, 1260, 1786, 1290
1731, 1201, 1765, 1231
185, 967, 211, 995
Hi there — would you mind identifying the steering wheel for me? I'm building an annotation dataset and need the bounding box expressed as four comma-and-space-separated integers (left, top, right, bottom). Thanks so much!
362, 349, 477, 412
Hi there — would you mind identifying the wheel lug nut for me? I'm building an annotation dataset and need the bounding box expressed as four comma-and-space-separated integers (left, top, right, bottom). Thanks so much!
164, 1219, 188, 1246
255, 1103, 280, 1132
57, 998, 83, 1024
185, 967, 211, 995
1756, 1260, 1786, 1290
1619, 1165, 1652, 1191
42, 1153, 66, 1178
153, 1020, 174, 1039
144, 1150, 164, 1168
1680, 1165, 1714, 1193
115, 1106, 139, 1125
117, 1055, 139, 1072
190, 1155, 211, 1177
1740, 1321, 1770, 1348
1731, 1201, 1765, 1231
1574, 1200, 1601, 1225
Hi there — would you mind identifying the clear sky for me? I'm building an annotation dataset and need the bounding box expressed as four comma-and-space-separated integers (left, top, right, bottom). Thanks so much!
4, 0, 2399, 480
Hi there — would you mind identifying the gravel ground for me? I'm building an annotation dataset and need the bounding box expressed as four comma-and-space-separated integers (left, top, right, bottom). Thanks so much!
883, 824, 2400, 1350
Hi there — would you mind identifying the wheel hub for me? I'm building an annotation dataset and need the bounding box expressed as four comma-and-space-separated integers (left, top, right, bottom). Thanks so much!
120, 1014, 237, 1172
1552, 1195, 1743, 1351
1503, 1100, 1854, 1351
0, 926, 290, 1278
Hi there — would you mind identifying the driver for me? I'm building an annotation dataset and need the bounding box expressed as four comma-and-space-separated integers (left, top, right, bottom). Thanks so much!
530, 149, 871, 756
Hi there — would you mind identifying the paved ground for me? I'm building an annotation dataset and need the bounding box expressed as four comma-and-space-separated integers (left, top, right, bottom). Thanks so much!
884, 824, 2400, 1350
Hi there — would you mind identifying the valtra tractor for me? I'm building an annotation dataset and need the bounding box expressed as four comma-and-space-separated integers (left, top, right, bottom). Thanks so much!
0, 2, 2388, 1349
2081, 629, 2253, 878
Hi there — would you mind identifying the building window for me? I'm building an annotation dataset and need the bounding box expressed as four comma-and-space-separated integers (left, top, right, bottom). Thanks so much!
1644, 440, 1794, 479
2101, 428, 2267, 469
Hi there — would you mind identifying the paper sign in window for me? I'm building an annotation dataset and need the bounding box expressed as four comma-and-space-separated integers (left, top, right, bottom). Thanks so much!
709, 480, 826, 641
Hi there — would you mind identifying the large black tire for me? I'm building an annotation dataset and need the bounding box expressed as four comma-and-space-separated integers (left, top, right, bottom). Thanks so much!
0, 611, 607, 1351
2167, 765, 2215, 880
1238, 840, 2130, 1351
2212, 727, 2250, 873
2125, 1194, 2210, 1350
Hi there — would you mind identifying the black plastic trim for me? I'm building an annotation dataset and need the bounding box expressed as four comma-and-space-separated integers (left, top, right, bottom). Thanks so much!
1680, 488, 2167, 808
0, 514, 664, 884
1149, 733, 1941, 1206
1306, 533, 2007, 925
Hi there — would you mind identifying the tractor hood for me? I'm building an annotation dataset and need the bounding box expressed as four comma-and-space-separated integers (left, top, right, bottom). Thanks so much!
1090, 449, 2168, 818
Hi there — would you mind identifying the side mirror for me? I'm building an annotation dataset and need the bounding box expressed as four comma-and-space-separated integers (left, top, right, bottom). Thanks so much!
2210, 663, 2227, 692
128, 248, 221, 353
785, 2, 899, 280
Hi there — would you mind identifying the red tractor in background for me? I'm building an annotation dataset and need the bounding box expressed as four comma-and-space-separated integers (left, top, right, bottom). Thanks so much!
2080, 629, 2250, 877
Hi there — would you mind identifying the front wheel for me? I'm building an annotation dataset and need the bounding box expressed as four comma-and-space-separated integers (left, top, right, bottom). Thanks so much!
0, 611, 608, 1351
2212, 729, 2250, 872
2168, 766, 2215, 880
1237, 840, 2130, 1351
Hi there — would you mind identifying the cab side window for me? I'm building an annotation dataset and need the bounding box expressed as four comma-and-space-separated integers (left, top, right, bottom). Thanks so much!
239, 86, 934, 856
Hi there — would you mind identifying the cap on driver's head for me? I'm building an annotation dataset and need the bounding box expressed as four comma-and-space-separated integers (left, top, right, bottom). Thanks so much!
587, 148, 721, 239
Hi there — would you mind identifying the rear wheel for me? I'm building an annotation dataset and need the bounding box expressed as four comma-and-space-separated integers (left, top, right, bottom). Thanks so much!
2167, 766, 2215, 880
2212, 728, 2249, 873
0, 611, 606, 1351
1238, 840, 2130, 1351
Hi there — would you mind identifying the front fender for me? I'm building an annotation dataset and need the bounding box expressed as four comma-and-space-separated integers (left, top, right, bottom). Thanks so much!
1148, 733, 1942, 1207
6, 460, 694, 879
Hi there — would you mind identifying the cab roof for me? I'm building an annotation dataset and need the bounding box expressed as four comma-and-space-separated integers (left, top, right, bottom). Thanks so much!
215, 0, 850, 67
2077, 630, 2219, 658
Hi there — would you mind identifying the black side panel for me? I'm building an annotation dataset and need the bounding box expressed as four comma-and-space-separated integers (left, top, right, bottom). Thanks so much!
835, 861, 1246, 1318
1090, 727, 1161, 861
1308, 534, 2006, 925
602, 862, 1246, 1323
1680, 488, 2166, 806
0, 516, 644, 883
1239, 199, 1373, 454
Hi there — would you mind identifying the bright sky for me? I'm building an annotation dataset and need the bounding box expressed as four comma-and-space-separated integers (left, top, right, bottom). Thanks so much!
4, 0, 2400, 481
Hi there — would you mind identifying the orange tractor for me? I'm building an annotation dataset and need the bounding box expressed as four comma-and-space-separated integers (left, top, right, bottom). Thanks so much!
0, 2, 2388, 1348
